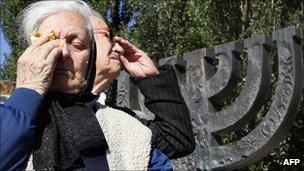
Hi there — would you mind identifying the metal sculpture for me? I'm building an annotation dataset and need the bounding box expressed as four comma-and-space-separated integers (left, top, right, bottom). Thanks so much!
116, 26, 303, 169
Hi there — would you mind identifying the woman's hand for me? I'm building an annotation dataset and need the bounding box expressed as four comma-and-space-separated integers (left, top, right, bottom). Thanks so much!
114, 36, 159, 78
90, 16, 122, 94
16, 36, 62, 95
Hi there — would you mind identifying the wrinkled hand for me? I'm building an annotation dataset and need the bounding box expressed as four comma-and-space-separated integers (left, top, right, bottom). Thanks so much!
114, 36, 159, 78
16, 36, 62, 95
90, 16, 122, 94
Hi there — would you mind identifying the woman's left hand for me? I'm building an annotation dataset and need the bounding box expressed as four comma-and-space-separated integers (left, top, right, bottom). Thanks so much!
114, 36, 159, 78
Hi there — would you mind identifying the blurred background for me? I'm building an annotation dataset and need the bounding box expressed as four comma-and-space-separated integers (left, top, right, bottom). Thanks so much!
0, 0, 303, 170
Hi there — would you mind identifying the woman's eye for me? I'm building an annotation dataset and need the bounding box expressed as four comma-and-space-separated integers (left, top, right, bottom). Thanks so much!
71, 42, 83, 49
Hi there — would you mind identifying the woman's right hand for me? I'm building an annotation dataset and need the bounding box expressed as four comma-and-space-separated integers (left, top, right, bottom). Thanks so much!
16, 36, 62, 95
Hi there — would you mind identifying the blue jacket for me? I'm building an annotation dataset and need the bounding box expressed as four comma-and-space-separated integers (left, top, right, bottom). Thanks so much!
0, 88, 172, 170
0, 88, 42, 170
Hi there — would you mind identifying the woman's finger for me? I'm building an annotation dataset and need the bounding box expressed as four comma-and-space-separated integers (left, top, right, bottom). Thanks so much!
119, 55, 131, 71
37, 39, 63, 60
114, 36, 138, 51
111, 43, 124, 56
26, 35, 50, 53
45, 47, 62, 67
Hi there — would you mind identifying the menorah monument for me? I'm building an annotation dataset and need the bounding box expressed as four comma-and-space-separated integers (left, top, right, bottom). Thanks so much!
116, 26, 304, 170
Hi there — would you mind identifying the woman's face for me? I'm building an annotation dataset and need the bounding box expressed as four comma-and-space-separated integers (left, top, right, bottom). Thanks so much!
38, 11, 90, 94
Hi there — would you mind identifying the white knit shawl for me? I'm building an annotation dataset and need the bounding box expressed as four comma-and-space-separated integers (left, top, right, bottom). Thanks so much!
25, 105, 152, 171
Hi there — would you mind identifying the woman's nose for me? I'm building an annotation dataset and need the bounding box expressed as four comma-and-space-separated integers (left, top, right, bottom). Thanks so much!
61, 39, 70, 59
112, 43, 125, 56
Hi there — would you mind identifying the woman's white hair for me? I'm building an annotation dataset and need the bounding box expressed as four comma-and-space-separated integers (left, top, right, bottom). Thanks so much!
20, 0, 95, 45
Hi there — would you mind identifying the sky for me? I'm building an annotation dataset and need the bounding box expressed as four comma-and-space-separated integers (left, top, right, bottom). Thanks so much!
0, 23, 12, 65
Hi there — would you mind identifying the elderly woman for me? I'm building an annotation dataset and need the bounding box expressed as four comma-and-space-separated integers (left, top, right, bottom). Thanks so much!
0, 0, 195, 170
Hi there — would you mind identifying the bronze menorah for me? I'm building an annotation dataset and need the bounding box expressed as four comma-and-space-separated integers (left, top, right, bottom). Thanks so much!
116, 26, 303, 170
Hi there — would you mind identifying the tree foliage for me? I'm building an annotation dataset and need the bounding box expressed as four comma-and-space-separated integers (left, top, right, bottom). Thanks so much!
0, 0, 303, 170
0, 0, 38, 80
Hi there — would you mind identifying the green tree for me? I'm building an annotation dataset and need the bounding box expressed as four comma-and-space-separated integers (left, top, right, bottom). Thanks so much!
0, 0, 38, 80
